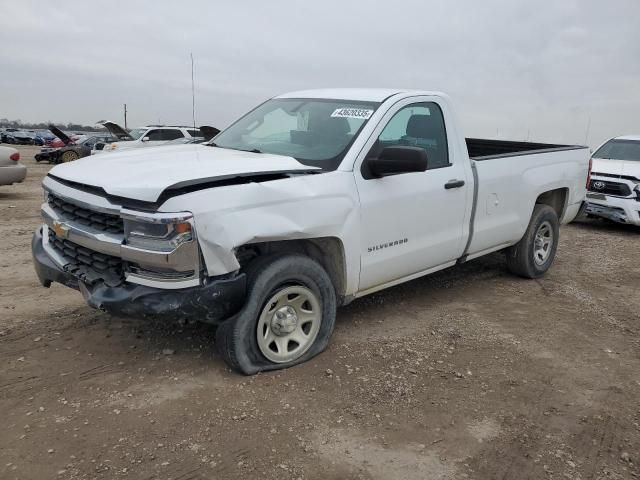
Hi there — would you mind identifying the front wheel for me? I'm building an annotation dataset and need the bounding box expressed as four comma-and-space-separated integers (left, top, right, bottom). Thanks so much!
506, 204, 560, 278
215, 254, 337, 375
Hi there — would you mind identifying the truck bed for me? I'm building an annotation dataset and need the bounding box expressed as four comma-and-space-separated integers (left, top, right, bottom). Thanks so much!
466, 138, 585, 160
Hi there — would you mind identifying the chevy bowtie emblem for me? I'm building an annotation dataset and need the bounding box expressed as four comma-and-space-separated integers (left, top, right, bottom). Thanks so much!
52, 221, 70, 239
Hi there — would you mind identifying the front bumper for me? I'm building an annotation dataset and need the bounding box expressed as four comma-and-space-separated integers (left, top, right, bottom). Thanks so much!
35, 150, 53, 162
0, 164, 27, 185
585, 193, 640, 226
32, 227, 246, 323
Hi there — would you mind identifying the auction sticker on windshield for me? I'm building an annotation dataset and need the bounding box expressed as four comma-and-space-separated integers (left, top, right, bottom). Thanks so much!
331, 108, 374, 120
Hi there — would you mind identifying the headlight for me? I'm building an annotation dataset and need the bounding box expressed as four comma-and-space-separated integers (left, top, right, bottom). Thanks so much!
123, 213, 193, 252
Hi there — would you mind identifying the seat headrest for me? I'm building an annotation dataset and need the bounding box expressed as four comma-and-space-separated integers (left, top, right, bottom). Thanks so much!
406, 114, 440, 138
318, 116, 350, 137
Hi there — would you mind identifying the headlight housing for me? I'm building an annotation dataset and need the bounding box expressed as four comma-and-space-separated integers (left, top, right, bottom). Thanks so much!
123, 212, 194, 252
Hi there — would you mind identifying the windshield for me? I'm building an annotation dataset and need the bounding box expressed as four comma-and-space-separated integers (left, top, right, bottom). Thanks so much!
128, 128, 147, 140
212, 98, 379, 170
593, 139, 640, 161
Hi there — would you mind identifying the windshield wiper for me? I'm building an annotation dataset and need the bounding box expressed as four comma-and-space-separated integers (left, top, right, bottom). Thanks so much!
229, 147, 263, 154
204, 143, 261, 154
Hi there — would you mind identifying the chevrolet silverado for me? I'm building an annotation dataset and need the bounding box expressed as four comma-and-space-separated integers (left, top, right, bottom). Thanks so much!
32, 88, 590, 374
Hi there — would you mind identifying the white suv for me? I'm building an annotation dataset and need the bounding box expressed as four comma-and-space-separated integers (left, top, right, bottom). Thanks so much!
97, 122, 202, 152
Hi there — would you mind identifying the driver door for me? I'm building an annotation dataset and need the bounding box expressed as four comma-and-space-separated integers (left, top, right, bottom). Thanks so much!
355, 98, 470, 292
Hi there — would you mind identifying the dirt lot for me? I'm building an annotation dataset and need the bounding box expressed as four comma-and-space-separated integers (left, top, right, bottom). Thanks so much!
1, 145, 639, 480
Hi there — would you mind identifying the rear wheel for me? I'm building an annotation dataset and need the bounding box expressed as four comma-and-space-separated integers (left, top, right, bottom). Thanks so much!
215, 254, 337, 375
506, 204, 559, 278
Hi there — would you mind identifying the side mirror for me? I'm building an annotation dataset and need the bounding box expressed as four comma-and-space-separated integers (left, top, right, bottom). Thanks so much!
142, 136, 150, 142
364, 146, 428, 178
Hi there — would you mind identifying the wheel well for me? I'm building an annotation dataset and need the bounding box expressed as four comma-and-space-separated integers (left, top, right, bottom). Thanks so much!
235, 238, 347, 303
535, 188, 567, 219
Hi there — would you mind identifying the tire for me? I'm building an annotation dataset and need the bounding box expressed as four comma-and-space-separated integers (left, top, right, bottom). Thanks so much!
215, 253, 337, 375
60, 150, 79, 163
506, 204, 559, 278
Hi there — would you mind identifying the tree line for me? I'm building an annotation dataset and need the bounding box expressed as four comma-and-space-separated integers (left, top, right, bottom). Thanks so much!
0, 118, 102, 132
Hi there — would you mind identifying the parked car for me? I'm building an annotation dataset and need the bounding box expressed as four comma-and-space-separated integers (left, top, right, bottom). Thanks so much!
9, 131, 37, 145
34, 126, 112, 163
1, 131, 16, 144
47, 136, 67, 148
585, 135, 640, 226
0, 145, 27, 186
137, 126, 219, 148
35, 126, 75, 162
32, 88, 590, 374
34, 131, 57, 146
1, 128, 19, 143
97, 121, 207, 152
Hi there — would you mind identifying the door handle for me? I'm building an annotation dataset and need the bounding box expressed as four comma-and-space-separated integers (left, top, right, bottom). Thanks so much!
444, 179, 465, 189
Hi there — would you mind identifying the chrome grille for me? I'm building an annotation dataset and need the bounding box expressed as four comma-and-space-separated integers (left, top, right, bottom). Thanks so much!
48, 228, 125, 286
48, 194, 124, 234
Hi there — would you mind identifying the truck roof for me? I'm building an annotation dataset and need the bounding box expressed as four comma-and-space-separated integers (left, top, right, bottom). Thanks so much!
276, 88, 442, 102
614, 134, 640, 141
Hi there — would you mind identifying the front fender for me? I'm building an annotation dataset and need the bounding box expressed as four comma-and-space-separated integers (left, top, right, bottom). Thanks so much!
159, 171, 362, 295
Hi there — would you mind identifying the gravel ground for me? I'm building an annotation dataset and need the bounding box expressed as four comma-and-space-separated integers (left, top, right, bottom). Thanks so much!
1, 145, 639, 480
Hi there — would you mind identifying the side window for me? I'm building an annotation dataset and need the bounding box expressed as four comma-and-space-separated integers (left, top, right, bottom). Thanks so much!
371, 102, 449, 169
187, 129, 200, 138
161, 129, 184, 141
145, 129, 163, 141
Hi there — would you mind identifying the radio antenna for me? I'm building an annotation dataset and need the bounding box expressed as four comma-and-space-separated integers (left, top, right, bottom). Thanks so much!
583, 117, 591, 145
191, 52, 196, 131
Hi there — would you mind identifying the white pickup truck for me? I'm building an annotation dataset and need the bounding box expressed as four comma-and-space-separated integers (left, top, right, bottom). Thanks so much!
32, 88, 590, 374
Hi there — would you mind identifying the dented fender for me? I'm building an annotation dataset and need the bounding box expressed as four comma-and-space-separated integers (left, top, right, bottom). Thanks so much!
158, 171, 362, 295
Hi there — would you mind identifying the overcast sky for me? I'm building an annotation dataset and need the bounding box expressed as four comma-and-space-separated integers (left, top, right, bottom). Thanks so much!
1, 0, 638, 148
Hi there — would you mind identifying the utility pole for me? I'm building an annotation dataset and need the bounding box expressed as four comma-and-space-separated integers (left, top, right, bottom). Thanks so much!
191, 53, 196, 131
124, 104, 128, 130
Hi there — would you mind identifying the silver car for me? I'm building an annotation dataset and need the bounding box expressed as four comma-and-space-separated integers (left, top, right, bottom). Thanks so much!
0, 146, 27, 186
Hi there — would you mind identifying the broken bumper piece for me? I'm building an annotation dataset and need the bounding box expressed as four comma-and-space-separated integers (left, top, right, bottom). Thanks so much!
585, 197, 640, 226
32, 227, 246, 323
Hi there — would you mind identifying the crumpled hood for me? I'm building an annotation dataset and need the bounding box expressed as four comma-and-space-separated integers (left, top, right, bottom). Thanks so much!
591, 158, 640, 180
49, 144, 319, 203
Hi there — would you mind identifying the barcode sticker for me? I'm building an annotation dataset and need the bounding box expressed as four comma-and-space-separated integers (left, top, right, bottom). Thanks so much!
330, 108, 374, 120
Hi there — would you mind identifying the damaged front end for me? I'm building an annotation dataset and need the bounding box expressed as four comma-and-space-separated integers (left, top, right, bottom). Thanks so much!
32, 178, 246, 323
